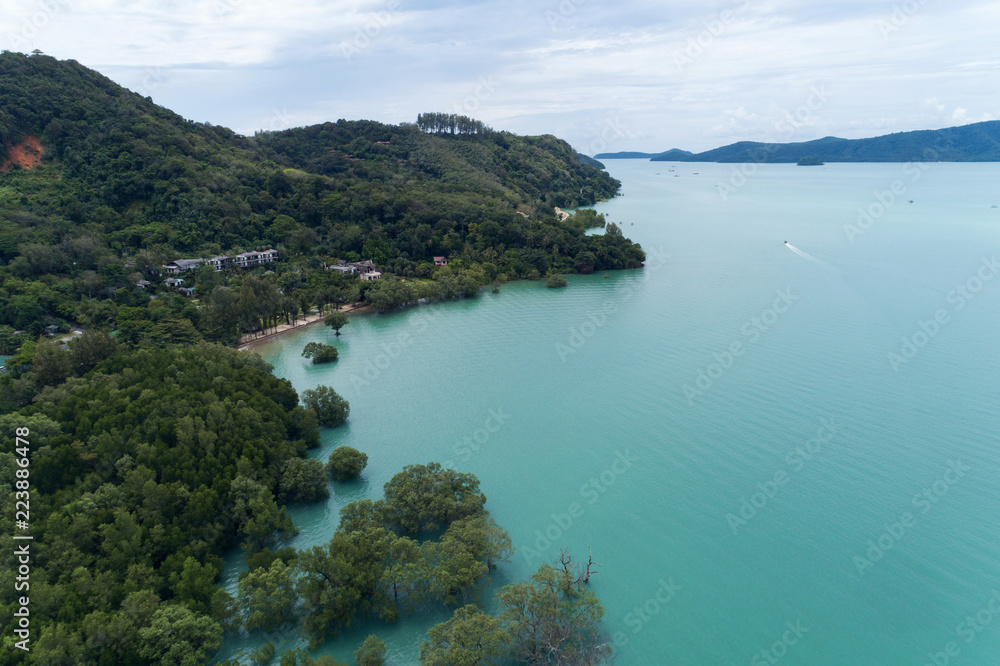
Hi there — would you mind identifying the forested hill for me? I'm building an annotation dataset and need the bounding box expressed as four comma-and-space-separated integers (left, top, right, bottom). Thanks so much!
647, 121, 1000, 162
0, 52, 643, 343
0, 52, 621, 248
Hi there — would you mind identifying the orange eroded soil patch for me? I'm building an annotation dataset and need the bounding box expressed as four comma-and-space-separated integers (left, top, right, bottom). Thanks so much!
0, 136, 43, 173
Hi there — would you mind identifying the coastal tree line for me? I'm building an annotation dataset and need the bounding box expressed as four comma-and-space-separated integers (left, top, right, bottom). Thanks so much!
0, 52, 620, 665
0, 342, 609, 663
0, 52, 643, 355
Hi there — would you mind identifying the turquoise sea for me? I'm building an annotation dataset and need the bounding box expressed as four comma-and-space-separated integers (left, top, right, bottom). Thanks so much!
218, 161, 1000, 664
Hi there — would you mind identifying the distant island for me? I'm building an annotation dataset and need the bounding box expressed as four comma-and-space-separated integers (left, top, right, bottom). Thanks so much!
649, 149, 695, 162
617, 121, 1000, 162
593, 151, 658, 159
797, 156, 824, 166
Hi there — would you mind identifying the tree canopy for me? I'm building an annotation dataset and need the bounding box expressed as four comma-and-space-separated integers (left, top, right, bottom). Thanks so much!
327, 446, 368, 482
302, 385, 350, 427
0, 344, 320, 665
302, 341, 339, 364
0, 53, 644, 343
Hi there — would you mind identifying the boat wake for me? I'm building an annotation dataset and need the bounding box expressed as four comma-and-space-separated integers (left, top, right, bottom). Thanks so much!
784, 242, 828, 266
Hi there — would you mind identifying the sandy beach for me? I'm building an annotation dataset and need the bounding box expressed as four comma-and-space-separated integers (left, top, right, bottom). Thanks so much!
238, 303, 373, 350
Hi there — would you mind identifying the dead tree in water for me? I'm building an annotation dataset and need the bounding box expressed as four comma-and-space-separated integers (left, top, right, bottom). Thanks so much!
558, 546, 602, 585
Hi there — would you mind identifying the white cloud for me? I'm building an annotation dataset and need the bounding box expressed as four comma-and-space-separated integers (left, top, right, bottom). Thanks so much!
5, 0, 1000, 152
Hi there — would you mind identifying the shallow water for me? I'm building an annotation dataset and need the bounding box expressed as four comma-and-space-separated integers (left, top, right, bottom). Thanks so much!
217, 160, 1000, 664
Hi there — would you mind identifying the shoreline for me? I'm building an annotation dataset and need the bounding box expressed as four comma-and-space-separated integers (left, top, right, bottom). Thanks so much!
238, 303, 374, 351
236, 259, 646, 352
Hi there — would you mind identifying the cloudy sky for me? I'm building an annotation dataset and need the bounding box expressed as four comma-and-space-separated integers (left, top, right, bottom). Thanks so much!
5, 0, 1000, 154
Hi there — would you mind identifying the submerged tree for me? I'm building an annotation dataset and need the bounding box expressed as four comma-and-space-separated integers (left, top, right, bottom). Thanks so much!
238, 559, 297, 632
302, 341, 338, 363
498, 552, 611, 664
354, 635, 388, 666
327, 446, 368, 481
419, 605, 509, 665
420, 549, 610, 665
381, 463, 487, 534
302, 385, 350, 427
324, 311, 349, 335
278, 457, 330, 502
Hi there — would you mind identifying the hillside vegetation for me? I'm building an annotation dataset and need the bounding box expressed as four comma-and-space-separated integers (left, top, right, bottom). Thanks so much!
0, 52, 644, 350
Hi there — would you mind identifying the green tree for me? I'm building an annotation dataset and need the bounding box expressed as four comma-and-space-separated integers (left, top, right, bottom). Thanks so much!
240, 486, 298, 553
327, 446, 368, 481
378, 535, 427, 620
423, 535, 488, 606
279, 457, 330, 502
0, 325, 21, 354
68, 330, 118, 375
251, 642, 277, 666
239, 558, 298, 631
354, 634, 387, 666
280, 649, 349, 666
302, 385, 350, 427
365, 280, 417, 313
338, 499, 385, 533
419, 604, 509, 665
545, 274, 567, 288
302, 341, 339, 363
170, 556, 220, 614
149, 318, 202, 346
5, 336, 36, 376
296, 525, 395, 646
136, 604, 223, 666
381, 463, 487, 534
209, 589, 240, 633
32, 337, 72, 386
202, 286, 241, 344
445, 513, 514, 570
325, 311, 350, 335
497, 554, 611, 665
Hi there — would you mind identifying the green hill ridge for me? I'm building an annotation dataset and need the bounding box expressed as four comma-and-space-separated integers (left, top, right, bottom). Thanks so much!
0, 52, 644, 343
